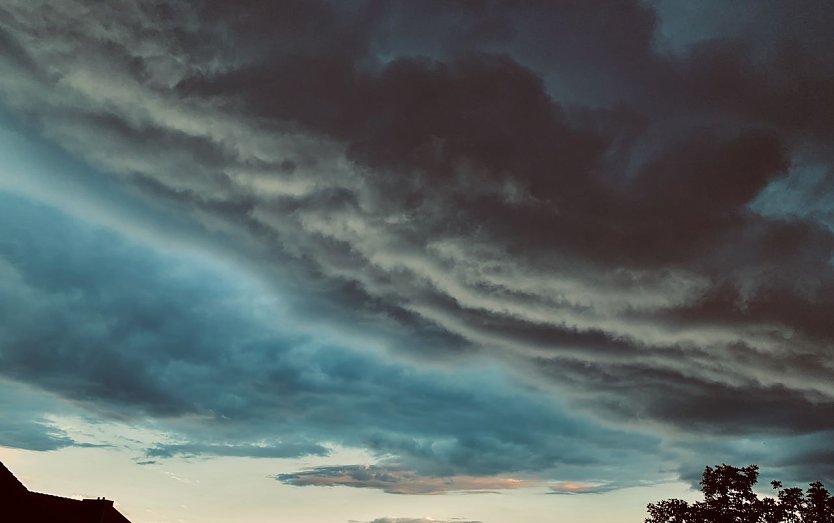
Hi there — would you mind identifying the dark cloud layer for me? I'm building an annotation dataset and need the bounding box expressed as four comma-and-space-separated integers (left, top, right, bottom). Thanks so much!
0, 193, 658, 488
1, 0, 834, 490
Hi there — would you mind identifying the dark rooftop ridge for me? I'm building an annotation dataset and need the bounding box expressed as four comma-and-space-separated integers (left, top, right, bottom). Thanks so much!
0, 460, 133, 522
0, 460, 28, 494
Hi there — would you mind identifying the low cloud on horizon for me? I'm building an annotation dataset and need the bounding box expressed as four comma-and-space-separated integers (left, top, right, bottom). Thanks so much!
352, 518, 482, 523
277, 464, 532, 495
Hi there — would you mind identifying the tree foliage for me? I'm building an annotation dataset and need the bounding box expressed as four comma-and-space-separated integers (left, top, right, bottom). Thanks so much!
646, 464, 834, 523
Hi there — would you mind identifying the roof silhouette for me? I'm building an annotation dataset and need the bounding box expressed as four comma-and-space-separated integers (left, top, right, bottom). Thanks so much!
0, 460, 133, 522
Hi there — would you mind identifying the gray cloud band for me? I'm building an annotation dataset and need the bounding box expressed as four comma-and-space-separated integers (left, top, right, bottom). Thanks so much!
1, 0, 834, 486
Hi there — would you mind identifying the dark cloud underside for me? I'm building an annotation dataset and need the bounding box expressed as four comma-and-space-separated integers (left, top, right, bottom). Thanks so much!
1, 0, 834, 488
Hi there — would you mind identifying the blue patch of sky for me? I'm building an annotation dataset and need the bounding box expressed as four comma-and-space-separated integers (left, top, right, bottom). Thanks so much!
750, 163, 834, 232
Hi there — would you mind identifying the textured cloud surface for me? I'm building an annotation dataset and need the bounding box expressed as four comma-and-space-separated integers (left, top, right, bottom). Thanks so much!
0, 191, 660, 487
1, 0, 834, 502
278, 465, 531, 495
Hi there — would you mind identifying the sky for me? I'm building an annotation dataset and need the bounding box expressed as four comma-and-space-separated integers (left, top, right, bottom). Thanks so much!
1, 1, 834, 522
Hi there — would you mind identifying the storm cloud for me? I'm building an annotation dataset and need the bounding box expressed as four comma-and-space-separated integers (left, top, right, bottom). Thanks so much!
1, 0, 834, 493
0, 191, 661, 489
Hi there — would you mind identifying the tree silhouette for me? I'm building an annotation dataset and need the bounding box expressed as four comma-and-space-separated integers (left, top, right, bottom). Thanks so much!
646, 464, 834, 523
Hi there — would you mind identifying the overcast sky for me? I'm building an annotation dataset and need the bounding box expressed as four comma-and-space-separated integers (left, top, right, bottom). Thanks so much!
1, 1, 834, 522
